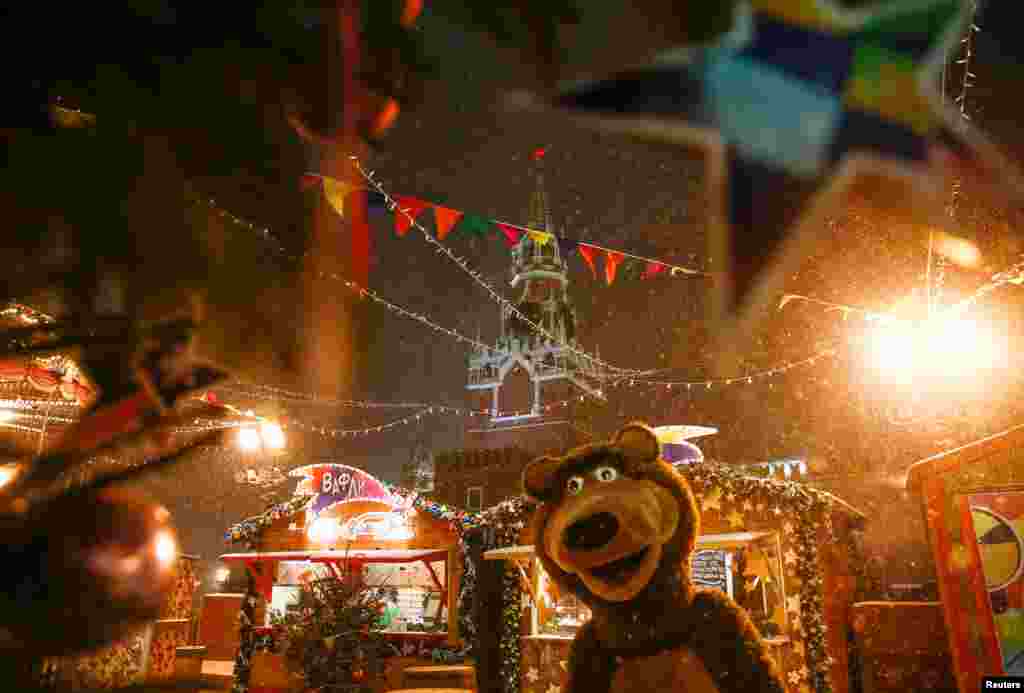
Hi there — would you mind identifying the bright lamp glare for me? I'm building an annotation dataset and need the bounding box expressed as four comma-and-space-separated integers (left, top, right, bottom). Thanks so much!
869, 323, 916, 377
307, 517, 341, 545
154, 530, 178, 568
237, 427, 261, 451
261, 422, 286, 450
215, 566, 231, 584
0, 464, 20, 489
0, 410, 16, 423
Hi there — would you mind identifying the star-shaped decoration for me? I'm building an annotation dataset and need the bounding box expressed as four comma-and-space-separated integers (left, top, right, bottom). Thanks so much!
702, 487, 723, 512
792, 638, 806, 658
727, 509, 745, 528
547, 684, 562, 693
782, 520, 794, 534
551, 0, 1023, 368
723, 493, 735, 503
526, 667, 540, 683
742, 499, 753, 513
784, 548, 798, 565
787, 594, 802, 615
788, 670, 803, 685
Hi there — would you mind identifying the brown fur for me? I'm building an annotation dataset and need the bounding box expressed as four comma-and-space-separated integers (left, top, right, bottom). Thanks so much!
524, 422, 785, 693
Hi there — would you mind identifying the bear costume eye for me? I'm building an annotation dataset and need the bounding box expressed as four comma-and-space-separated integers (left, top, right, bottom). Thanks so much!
594, 466, 618, 482
566, 476, 584, 495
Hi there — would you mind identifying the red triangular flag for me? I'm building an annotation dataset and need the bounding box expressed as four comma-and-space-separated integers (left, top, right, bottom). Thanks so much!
604, 250, 625, 286
394, 196, 431, 237
495, 223, 523, 248
643, 261, 665, 280
433, 206, 463, 241
578, 245, 598, 279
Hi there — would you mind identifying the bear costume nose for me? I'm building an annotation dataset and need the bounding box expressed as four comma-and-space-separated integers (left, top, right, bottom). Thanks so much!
564, 512, 619, 551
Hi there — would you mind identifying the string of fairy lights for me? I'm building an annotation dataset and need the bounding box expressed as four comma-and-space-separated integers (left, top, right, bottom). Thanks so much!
353, 159, 658, 378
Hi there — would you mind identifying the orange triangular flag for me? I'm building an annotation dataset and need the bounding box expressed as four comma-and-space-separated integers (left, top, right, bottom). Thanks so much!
394, 196, 431, 237
578, 245, 598, 280
605, 250, 625, 286
433, 205, 463, 241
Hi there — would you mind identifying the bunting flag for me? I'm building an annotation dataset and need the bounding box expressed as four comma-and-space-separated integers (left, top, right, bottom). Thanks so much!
495, 223, 523, 248
527, 230, 553, 247
578, 245, 598, 279
456, 214, 494, 239
394, 196, 431, 237
604, 250, 625, 286
432, 205, 463, 241
643, 261, 666, 280
322, 177, 362, 220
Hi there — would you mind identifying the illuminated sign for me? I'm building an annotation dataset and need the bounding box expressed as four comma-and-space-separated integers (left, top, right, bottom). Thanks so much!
289, 464, 400, 515
344, 511, 413, 541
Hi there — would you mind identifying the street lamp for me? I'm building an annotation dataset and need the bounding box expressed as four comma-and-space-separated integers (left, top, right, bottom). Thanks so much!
866, 314, 1001, 380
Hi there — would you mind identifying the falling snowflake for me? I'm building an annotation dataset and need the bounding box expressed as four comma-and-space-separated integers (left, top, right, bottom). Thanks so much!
526, 667, 540, 683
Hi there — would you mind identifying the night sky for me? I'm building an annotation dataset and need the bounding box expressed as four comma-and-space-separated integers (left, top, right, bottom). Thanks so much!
7, 1, 1024, 586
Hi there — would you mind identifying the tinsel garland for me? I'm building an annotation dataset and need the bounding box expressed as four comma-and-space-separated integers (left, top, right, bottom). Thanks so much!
224, 494, 313, 547
230, 577, 259, 693
457, 536, 479, 656
500, 567, 523, 693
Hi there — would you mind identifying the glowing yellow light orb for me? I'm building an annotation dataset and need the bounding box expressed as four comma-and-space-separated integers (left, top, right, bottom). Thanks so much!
237, 427, 262, 451
307, 517, 341, 545
153, 530, 178, 568
260, 422, 286, 450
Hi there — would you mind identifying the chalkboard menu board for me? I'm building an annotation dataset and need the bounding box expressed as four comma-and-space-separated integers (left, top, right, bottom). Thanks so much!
691, 549, 733, 596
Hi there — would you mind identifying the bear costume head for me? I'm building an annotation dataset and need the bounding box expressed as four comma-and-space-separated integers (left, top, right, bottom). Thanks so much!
524, 421, 698, 608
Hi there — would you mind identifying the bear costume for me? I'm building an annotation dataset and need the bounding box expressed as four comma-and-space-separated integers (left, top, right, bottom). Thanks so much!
523, 422, 786, 693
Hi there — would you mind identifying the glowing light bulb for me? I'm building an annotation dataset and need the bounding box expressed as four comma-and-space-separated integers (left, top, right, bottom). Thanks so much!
154, 530, 178, 568
0, 464, 20, 489
307, 517, 341, 545
215, 566, 231, 584
260, 422, 286, 450
237, 427, 261, 451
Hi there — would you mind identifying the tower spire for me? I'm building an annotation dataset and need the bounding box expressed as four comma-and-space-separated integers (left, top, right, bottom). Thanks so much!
528, 147, 553, 232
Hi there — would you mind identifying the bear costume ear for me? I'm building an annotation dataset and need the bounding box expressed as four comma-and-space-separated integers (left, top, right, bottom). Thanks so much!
613, 422, 661, 464
523, 456, 564, 502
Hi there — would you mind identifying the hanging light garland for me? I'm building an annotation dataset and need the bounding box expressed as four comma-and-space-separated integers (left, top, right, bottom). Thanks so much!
353, 159, 660, 379
610, 348, 838, 389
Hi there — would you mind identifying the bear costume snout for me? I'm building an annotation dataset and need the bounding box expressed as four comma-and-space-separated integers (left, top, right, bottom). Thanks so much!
544, 478, 679, 602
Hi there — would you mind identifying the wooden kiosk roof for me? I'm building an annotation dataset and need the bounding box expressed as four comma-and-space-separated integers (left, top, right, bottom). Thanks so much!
905, 422, 1024, 492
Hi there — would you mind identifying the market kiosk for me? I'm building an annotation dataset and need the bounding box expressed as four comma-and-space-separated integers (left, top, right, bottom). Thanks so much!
220, 463, 465, 691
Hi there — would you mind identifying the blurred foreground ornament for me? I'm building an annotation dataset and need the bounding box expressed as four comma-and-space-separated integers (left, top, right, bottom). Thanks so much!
0, 308, 231, 657
518, 0, 1024, 372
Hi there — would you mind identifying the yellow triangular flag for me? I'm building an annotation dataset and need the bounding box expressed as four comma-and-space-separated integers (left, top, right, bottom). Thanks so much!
322, 177, 361, 219
527, 230, 553, 247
